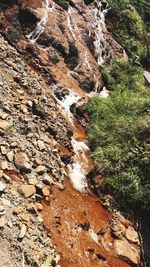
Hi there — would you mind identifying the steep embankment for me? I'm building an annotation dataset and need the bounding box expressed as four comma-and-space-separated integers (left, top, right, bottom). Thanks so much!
0, 0, 141, 266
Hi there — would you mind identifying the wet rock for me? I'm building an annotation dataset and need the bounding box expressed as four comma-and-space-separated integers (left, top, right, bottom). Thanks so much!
14, 152, 31, 173
114, 239, 140, 266
18, 224, 27, 239
18, 185, 36, 198
0, 120, 12, 131
125, 226, 139, 244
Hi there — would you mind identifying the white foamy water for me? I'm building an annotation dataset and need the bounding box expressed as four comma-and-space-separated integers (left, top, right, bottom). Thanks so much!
99, 86, 109, 98
27, 0, 49, 42
54, 90, 90, 193
56, 91, 81, 124
68, 137, 89, 193
66, 6, 77, 40
89, 1, 109, 65
83, 51, 91, 70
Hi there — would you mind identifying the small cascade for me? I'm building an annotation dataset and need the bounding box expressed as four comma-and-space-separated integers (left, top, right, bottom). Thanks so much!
54, 89, 90, 193
27, 0, 49, 42
89, 0, 109, 65
66, 6, 77, 40
56, 91, 81, 124
83, 51, 91, 70
68, 137, 89, 192
99, 86, 109, 98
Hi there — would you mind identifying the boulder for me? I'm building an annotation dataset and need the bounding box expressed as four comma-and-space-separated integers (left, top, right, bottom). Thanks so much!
125, 226, 139, 244
114, 239, 140, 266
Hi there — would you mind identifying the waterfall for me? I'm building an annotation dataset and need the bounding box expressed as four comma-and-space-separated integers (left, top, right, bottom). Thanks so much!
89, 0, 109, 65
27, 0, 49, 42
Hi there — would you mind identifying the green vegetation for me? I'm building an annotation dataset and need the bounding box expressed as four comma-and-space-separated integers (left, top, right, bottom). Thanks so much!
54, 0, 68, 10
86, 58, 150, 209
48, 55, 60, 64
107, 0, 150, 66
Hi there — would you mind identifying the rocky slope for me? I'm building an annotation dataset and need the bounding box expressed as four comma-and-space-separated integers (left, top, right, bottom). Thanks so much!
0, 0, 141, 266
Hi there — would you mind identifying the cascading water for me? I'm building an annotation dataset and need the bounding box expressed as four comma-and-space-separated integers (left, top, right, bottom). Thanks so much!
53, 89, 90, 193
83, 51, 91, 70
27, 0, 49, 42
89, 0, 109, 65
66, 6, 78, 40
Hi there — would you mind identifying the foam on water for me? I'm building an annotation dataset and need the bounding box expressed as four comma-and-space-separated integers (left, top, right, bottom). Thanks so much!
89, 0, 109, 65
99, 86, 109, 98
27, 0, 49, 42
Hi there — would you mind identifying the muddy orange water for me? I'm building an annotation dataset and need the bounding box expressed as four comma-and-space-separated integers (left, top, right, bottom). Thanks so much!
42, 180, 130, 267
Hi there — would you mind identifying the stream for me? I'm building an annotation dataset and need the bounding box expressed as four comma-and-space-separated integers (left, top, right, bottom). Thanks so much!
26, 1, 147, 266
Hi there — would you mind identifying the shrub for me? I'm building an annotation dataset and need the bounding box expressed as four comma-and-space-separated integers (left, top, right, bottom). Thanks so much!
107, 0, 150, 64
86, 59, 150, 209
54, 0, 68, 10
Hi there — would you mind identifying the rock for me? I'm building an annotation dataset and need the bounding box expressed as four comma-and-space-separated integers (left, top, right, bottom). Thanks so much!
18, 185, 36, 198
19, 213, 30, 222
28, 177, 38, 185
42, 187, 50, 197
1, 161, 8, 170
0, 217, 6, 228
2, 173, 11, 183
0, 181, 6, 192
26, 203, 37, 213
125, 226, 139, 244
0, 206, 5, 215
114, 239, 140, 266
34, 158, 43, 165
36, 165, 46, 174
0, 170, 3, 178
55, 255, 61, 264
0, 120, 12, 131
14, 152, 31, 173
0, 145, 7, 155
42, 174, 54, 185
54, 182, 64, 190
13, 206, 24, 214
18, 224, 27, 239
0, 110, 8, 120
6, 151, 14, 162
37, 140, 45, 151
36, 203, 43, 211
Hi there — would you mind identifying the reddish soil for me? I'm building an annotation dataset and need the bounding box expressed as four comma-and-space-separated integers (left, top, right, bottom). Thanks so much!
42, 180, 130, 267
